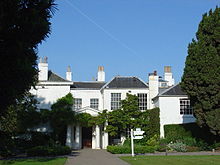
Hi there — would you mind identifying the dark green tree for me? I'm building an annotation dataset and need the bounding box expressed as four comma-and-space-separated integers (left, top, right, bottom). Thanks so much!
181, 7, 220, 135
106, 93, 142, 137
50, 93, 75, 145
0, 0, 56, 116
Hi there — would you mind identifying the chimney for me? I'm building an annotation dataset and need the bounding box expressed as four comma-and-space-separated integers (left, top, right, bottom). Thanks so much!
97, 66, 105, 82
38, 57, 48, 81
164, 66, 175, 86
148, 70, 159, 109
66, 66, 72, 81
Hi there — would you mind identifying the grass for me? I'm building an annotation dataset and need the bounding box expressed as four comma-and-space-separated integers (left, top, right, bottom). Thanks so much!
120, 155, 220, 165
0, 157, 67, 165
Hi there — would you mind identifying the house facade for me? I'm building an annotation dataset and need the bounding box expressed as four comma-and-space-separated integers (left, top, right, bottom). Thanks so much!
30, 57, 195, 149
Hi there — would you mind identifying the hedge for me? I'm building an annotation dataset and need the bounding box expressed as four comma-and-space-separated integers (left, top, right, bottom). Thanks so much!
164, 123, 220, 144
107, 145, 156, 154
27, 145, 71, 156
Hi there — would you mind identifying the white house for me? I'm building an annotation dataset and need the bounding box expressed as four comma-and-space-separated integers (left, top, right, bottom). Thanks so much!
30, 57, 195, 149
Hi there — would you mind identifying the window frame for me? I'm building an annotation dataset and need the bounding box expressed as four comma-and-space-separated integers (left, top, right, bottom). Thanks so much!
111, 93, 121, 110
179, 98, 193, 115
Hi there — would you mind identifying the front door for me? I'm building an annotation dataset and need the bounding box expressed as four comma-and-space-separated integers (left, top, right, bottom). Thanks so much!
82, 127, 92, 148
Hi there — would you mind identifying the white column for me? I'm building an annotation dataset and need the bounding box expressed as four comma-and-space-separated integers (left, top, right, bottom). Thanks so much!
92, 126, 96, 149
95, 125, 101, 149
75, 124, 82, 149
66, 125, 72, 148
103, 122, 109, 149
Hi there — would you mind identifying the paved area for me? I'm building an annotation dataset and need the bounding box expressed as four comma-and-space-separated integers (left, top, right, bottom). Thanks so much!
65, 149, 129, 165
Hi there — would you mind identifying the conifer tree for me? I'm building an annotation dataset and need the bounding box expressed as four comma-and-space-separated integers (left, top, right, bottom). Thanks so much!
181, 7, 220, 135
0, 0, 55, 116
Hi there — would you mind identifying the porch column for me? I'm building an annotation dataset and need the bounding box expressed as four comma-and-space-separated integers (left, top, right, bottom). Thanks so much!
103, 122, 109, 149
66, 125, 72, 148
75, 124, 82, 149
95, 125, 101, 149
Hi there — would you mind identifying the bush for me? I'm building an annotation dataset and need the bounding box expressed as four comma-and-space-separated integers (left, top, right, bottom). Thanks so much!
167, 142, 187, 152
186, 146, 200, 152
27, 145, 71, 156
107, 145, 156, 154
164, 123, 220, 144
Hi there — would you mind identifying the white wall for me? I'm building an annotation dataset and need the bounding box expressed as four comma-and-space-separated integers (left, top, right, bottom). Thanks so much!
30, 84, 71, 109
158, 96, 196, 137
70, 89, 103, 111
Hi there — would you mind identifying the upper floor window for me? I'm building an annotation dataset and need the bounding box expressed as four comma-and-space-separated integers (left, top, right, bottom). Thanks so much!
90, 98, 99, 110
111, 93, 121, 110
74, 98, 82, 110
180, 99, 193, 115
138, 93, 148, 111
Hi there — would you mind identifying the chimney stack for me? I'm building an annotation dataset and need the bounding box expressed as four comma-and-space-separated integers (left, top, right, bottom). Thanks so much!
164, 66, 175, 86
38, 57, 48, 81
148, 70, 159, 109
97, 66, 105, 82
66, 66, 72, 81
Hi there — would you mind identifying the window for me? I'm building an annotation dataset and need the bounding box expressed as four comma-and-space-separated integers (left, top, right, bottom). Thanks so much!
111, 93, 121, 110
180, 99, 193, 115
90, 98, 99, 110
138, 93, 148, 111
73, 98, 82, 110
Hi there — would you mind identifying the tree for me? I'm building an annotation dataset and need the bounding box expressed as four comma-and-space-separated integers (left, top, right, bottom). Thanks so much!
50, 93, 75, 145
106, 94, 142, 137
181, 7, 220, 135
0, 0, 56, 116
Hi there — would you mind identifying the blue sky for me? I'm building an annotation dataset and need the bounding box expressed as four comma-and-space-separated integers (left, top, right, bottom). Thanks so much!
38, 0, 220, 83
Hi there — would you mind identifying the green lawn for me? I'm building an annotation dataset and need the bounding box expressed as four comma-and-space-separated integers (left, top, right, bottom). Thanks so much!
120, 155, 220, 165
0, 157, 67, 165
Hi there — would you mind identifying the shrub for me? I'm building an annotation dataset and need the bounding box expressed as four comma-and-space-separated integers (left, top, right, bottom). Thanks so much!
186, 146, 200, 152
107, 145, 156, 154
27, 145, 71, 156
164, 123, 220, 144
167, 142, 187, 152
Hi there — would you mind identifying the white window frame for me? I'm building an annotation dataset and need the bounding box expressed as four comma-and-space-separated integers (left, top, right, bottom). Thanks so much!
74, 98, 82, 110
111, 93, 121, 110
90, 98, 99, 110
138, 93, 148, 111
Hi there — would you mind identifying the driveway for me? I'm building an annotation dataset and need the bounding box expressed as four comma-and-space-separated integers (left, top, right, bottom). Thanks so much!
65, 149, 129, 165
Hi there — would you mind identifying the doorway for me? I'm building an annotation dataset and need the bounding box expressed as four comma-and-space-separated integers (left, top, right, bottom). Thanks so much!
82, 127, 92, 148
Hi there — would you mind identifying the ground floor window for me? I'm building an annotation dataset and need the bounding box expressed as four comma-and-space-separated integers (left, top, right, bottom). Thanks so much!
180, 99, 193, 115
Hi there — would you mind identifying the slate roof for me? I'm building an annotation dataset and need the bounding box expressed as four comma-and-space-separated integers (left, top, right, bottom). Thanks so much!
47, 70, 69, 82
71, 82, 106, 89
159, 84, 187, 96
103, 77, 148, 89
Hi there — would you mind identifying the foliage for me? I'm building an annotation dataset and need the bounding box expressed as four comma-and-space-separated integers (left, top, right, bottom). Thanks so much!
107, 145, 156, 154
50, 93, 75, 145
181, 7, 220, 135
0, 93, 41, 133
164, 123, 220, 144
141, 108, 160, 140
103, 94, 160, 140
167, 141, 187, 152
27, 145, 71, 157
0, 0, 56, 116
146, 134, 159, 146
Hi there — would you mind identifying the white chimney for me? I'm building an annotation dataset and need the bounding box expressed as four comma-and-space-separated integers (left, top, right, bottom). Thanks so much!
149, 71, 159, 109
38, 57, 48, 81
66, 66, 72, 81
97, 66, 105, 82
164, 66, 175, 86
